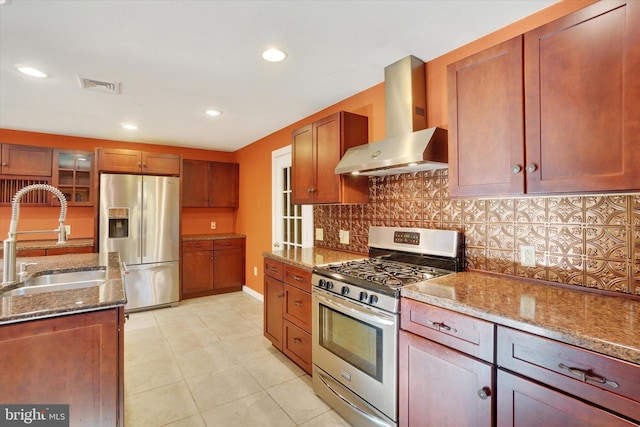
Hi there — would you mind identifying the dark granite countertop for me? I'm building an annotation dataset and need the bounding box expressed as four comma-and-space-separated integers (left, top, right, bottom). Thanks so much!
182, 233, 246, 241
402, 271, 640, 365
263, 247, 365, 272
265, 249, 639, 365
8, 239, 94, 250
0, 252, 126, 325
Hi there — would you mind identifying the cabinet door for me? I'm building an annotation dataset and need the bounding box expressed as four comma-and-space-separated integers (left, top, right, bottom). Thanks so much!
97, 148, 142, 173
264, 275, 284, 350
142, 152, 180, 176
447, 36, 524, 197
53, 149, 94, 206
283, 320, 312, 374
313, 113, 342, 203
182, 159, 209, 207
524, 0, 640, 193
283, 283, 311, 333
0, 143, 52, 176
399, 330, 493, 427
0, 309, 120, 426
209, 162, 239, 207
497, 370, 636, 427
213, 248, 244, 291
181, 250, 214, 296
291, 124, 314, 204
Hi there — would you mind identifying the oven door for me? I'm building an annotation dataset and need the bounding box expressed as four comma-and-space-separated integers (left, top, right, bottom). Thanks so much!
312, 288, 398, 424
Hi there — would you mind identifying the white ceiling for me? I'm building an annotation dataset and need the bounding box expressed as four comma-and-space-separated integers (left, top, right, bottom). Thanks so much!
0, 0, 557, 152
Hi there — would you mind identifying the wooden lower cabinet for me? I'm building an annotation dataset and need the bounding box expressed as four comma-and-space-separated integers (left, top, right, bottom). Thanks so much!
181, 238, 245, 299
264, 275, 284, 350
0, 245, 94, 258
497, 370, 636, 427
263, 257, 312, 374
399, 330, 494, 427
0, 307, 124, 426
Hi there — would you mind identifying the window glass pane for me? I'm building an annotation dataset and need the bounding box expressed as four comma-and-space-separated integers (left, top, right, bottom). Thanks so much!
283, 219, 288, 242
296, 218, 302, 244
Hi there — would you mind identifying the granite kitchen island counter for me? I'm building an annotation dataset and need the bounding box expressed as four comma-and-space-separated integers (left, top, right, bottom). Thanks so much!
0, 252, 126, 324
402, 271, 640, 365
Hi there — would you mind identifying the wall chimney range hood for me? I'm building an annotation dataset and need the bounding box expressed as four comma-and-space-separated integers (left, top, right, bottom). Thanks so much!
335, 55, 448, 176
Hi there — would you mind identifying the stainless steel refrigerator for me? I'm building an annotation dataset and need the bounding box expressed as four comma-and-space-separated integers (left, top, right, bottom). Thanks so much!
99, 173, 179, 312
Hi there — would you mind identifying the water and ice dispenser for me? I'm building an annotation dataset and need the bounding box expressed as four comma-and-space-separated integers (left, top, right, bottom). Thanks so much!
107, 208, 129, 238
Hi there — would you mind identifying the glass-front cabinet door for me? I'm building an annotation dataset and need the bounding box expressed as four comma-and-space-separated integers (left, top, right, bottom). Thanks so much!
52, 149, 94, 206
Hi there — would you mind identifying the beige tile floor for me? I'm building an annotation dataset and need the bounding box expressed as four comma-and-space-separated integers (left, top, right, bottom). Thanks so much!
124, 291, 351, 426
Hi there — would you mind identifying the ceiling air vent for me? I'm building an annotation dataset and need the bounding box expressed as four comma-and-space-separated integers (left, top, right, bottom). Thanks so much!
78, 75, 121, 94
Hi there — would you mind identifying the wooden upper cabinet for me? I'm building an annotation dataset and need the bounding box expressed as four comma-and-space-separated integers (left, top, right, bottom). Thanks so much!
448, 0, 640, 197
0, 143, 52, 176
447, 36, 524, 197
209, 162, 239, 208
524, 0, 640, 194
182, 159, 239, 208
52, 149, 94, 206
97, 148, 180, 175
292, 111, 369, 205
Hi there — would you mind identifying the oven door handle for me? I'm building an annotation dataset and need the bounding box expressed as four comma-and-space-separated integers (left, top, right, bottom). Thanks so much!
316, 369, 394, 427
313, 291, 395, 327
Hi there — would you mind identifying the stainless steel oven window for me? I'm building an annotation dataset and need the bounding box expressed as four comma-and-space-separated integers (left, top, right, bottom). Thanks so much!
318, 302, 383, 381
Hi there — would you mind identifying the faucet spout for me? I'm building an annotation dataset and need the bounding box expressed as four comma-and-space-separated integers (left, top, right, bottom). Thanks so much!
2, 184, 68, 286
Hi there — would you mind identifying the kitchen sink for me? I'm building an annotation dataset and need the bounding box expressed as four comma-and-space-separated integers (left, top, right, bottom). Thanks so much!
1, 269, 107, 297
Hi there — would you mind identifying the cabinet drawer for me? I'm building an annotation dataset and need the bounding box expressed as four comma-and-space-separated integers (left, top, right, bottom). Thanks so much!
183, 240, 213, 252
213, 238, 243, 250
283, 265, 311, 292
497, 326, 640, 422
264, 258, 284, 280
283, 319, 312, 374
283, 284, 311, 333
400, 298, 495, 363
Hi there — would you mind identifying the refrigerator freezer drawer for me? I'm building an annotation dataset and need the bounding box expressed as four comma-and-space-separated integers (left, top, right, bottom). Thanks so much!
124, 261, 179, 312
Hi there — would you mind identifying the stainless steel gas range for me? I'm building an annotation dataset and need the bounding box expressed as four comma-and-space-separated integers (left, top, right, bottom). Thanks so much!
311, 226, 464, 427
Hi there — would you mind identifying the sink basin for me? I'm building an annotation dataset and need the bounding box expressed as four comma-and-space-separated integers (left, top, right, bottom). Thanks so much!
2, 269, 107, 297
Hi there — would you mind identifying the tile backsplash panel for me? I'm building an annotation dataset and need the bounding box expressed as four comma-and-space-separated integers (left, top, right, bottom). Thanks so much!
313, 170, 640, 295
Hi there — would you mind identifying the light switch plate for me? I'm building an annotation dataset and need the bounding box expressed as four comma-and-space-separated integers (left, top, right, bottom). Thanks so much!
64, 225, 71, 236
339, 230, 350, 245
315, 228, 324, 241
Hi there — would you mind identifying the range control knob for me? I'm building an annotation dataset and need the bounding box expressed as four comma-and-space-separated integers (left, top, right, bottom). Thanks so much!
318, 279, 326, 288
359, 291, 368, 302
325, 281, 334, 290
369, 295, 379, 305
341, 286, 350, 296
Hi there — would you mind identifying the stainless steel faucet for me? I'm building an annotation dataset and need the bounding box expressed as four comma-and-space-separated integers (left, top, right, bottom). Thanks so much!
2, 184, 68, 286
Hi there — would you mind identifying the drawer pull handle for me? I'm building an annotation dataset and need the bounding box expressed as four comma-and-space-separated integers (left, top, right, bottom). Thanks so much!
269, 267, 278, 272
427, 320, 458, 333
293, 338, 302, 344
558, 363, 619, 389
293, 301, 303, 307
477, 387, 491, 400
292, 275, 303, 282
277, 293, 284, 299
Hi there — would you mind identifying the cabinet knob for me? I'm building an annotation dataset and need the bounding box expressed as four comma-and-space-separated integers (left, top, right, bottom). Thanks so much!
142, 163, 147, 168
277, 293, 284, 298
477, 387, 491, 400
511, 164, 522, 174
525, 163, 537, 173
308, 188, 316, 193
293, 338, 302, 344
1, 162, 7, 167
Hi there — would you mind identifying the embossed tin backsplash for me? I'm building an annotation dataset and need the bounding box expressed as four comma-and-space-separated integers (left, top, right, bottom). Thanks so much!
313, 169, 640, 294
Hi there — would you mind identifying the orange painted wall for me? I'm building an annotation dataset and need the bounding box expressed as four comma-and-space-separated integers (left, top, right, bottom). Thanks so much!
236, 0, 599, 295
0, 128, 238, 240
235, 83, 385, 294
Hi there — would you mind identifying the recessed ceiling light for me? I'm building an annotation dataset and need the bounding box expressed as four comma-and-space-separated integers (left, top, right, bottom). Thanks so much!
262, 48, 286, 62
17, 66, 47, 78
205, 109, 222, 117
121, 123, 138, 130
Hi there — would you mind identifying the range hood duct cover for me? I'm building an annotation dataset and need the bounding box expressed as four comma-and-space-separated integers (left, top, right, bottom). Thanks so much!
335, 55, 448, 176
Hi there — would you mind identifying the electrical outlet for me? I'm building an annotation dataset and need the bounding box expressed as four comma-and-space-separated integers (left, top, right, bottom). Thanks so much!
253, 266, 258, 276
210, 221, 216, 230
520, 245, 536, 267
315, 228, 324, 241
64, 225, 71, 236
339, 230, 350, 244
